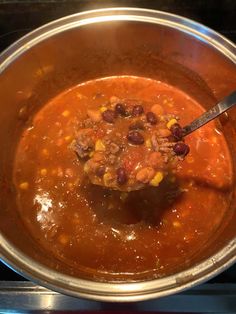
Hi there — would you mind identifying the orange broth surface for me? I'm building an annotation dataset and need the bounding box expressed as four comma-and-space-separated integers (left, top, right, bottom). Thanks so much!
14, 76, 233, 281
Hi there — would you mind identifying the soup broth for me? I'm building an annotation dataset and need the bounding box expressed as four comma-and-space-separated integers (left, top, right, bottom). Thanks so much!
14, 76, 233, 281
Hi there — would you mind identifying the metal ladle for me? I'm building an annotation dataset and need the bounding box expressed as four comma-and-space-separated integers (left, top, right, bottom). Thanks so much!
85, 91, 236, 192
183, 91, 236, 136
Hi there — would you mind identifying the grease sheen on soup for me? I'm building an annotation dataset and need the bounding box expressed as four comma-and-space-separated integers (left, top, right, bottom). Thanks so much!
14, 76, 233, 281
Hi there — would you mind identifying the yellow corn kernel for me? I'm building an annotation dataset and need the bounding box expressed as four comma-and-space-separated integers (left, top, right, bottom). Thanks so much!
212, 136, 217, 143
169, 176, 176, 183
161, 219, 167, 226
183, 233, 193, 242
56, 138, 64, 147
108, 202, 113, 209
64, 135, 72, 142
51, 169, 57, 175
68, 182, 73, 188
103, 173, 112, 186
95, 139, 105, 151
182, 209, 190, 218
76, 92, 84, 99
58, 234, 69, 245
120, 192, 128, 202
173, 221, 181, 228
62, 110, 70, 117
35, 65, 53, 77
163, 99, 168, 104
187, 156, 194, 164
100, 106, 107, 113
150, 172, 164, 187
40, 168, 47, 176
110, 96, 119, 103
19, 182, 29, 190
89, 151, 94, 157
145, 139, 152, 148
84, 163, 89, 173
42, 148, 49, 156
35, 68, 43, 77
167, 118, 177, 129
159, 116, 166, 122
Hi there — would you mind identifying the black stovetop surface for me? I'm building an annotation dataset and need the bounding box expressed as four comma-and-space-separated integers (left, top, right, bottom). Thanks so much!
0, 0, 235, 283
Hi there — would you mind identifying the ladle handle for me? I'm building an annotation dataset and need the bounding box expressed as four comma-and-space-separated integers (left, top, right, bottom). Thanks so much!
183, 91, 236, 136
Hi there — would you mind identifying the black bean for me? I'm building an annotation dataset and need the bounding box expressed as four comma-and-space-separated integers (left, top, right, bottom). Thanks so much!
127, 131, 144, 145
170, 123, 183, 140
115, 103, 126, 116
96, 166, 106, 177
102, 109, 116, 123
129, 120, 145, 130
132, 105, 144, 116
116, 167, 128, 185
173, 142, 190, 156
146, 111, 157, 125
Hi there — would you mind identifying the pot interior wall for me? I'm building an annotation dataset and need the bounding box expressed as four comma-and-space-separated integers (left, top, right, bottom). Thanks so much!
0, 20, 236, 279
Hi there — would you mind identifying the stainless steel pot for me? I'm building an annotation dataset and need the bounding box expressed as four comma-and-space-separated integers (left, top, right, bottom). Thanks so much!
0, 8, 236, 302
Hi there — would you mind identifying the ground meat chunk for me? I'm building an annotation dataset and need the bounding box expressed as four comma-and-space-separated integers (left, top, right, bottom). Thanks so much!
151, 134, 159, 151
109, 143, 120, 154
72, 128, 95, 158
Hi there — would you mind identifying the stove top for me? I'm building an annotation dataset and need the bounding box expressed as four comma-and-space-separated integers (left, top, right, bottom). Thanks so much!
0, 1, 236, 312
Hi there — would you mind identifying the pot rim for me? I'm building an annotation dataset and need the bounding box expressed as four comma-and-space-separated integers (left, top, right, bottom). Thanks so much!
0, 7, 235, 302
0, 7, 235, 73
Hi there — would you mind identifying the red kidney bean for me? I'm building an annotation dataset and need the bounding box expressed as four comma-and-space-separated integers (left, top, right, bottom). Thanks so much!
170, 123, 183, 140
173, 142, 190, 156
132, 105, 144, 116
116, 167, 128, 185
102, 109, 116, 123
96, 166, 106, 177
146, 111, 157, 125
127, 131, 144, 145
115, 103, 126, 116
